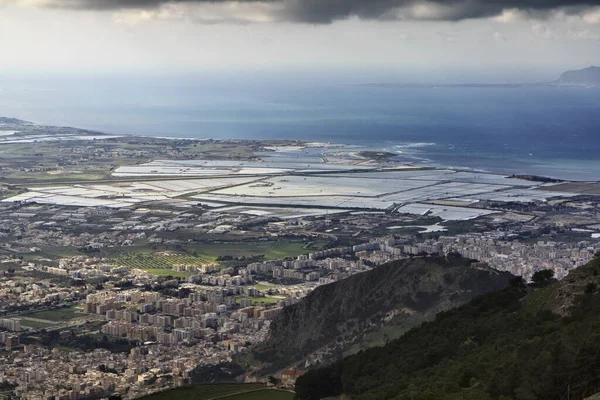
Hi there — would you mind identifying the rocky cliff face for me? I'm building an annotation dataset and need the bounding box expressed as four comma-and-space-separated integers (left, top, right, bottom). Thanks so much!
252, 254, 514, 373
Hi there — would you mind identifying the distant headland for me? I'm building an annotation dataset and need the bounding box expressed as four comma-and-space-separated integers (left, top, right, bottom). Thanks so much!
554, 65, 600, 87
359, 65, 600, 89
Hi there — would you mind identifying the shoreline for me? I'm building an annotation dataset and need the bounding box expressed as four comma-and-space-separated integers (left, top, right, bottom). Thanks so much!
1, 116, 598, 183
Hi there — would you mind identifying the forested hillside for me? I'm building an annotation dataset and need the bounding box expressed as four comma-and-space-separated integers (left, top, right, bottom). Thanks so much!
295, 255, 600, 400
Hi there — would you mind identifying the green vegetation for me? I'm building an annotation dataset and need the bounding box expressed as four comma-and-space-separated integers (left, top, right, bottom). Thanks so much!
190, 241, 324, 263
138, 383, 267, 400
21, 246, 82, 261
111, 252, 209, 270
357, 151, 397, 161
17, 318, 55, 329
107, 240, 323, 274
219, 389, 294, 400
17, 240, 324, 272
531, 269, 555, 287
295, 257, 600, 400
253, 284, 276, 291
23, 306, 82, 322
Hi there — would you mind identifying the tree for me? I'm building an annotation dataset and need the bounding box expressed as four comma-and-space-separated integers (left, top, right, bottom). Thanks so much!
531, 270, 555, 287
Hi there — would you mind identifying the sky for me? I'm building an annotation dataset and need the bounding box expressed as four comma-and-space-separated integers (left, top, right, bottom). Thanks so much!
1, 0, 600, 81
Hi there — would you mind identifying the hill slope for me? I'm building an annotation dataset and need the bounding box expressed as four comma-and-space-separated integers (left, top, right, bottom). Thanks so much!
556, 66, 600, 87
252, 254, 514, 373
295, 255, 600, 400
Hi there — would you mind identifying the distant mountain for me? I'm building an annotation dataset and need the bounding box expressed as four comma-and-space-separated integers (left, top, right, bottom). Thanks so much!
556, 66, 600, 87
251, 254, 514, 375
295, 255, 600, 400
358, 66, 600, 89
357, 83, 533, 88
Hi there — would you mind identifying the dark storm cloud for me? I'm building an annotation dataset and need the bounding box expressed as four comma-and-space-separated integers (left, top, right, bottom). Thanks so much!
30, 0, 600, 23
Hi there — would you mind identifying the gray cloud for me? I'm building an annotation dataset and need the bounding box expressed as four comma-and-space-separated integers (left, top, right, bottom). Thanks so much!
14, 0, 600, 23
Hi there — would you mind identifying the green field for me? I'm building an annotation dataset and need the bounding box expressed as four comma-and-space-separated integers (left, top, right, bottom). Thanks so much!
190, 241, 326, 263
111, 253, 210, 269
19, 240, 326, 271
252, 284, 276, 291
219, 389, 294, 400
108, 240, 325, 275
23, 306, 82, 322
21, 246, 82, 261
139, 383, 267, 400
17, 318, 55, 329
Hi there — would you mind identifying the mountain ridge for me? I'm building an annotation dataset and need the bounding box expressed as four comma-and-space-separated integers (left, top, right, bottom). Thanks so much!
250, 254, 515, 375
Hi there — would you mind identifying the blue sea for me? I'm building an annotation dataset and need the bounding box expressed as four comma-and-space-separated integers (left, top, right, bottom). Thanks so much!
1, 74, 599, 181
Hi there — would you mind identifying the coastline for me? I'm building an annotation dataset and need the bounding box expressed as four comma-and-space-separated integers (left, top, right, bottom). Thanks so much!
1, 116, 599, 182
